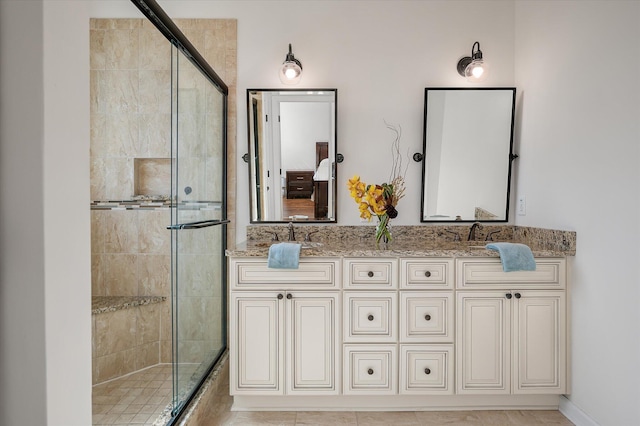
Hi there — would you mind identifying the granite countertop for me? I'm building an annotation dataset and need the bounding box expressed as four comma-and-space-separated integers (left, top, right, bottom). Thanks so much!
226, 239, 572, 258
91, 295, 167, 315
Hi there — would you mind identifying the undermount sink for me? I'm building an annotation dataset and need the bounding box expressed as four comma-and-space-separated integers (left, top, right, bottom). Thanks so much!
300, 242, 324, 249
251, 241, 323, 250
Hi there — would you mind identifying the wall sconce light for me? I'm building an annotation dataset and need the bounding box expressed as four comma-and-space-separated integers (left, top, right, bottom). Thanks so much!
457, 41, 488, 82
279, 44, 303, 85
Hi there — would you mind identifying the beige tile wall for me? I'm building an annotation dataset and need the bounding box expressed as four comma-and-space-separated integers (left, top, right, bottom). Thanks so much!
90, 18, 236, 244
90, 18, 236, 382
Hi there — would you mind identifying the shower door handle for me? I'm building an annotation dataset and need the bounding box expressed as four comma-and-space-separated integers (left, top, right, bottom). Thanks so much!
167, 219, 230, 230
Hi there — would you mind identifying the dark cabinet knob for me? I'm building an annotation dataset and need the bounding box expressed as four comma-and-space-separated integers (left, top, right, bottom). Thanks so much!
286, 293, 292, 299
424, 314, 431, 321
506, 293, 512, 299
277, 294, 283, 299
424, 368, 431, 375
424, 271, 431, 277
367, 368, 374, 375
368, 314, 374, 321
514, 293, 521, 299
367, 271, 374, 277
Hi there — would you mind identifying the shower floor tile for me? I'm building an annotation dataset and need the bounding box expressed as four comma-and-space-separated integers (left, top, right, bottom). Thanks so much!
92, 363, 200, 426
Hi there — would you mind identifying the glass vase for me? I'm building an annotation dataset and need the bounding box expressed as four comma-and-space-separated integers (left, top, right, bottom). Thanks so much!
375, 214, 392, 246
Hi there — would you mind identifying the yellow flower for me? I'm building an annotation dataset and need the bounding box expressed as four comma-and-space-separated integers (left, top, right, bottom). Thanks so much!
365, 185, 387, 215
347, 175, 366, 202
359, 202, 372, 220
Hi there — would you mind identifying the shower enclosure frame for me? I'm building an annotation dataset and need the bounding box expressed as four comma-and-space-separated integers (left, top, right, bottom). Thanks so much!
130, 1, 229, 424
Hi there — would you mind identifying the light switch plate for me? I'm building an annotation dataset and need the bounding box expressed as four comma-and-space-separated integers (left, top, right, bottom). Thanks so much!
517, 196, 526, 216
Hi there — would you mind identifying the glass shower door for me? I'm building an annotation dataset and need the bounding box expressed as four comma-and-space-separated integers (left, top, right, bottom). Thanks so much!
169, 44, 227, 415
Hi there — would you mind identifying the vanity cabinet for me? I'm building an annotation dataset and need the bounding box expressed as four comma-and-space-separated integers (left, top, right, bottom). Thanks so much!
455, 258, 567, 395
229, 258, 341, 395
228, 253, 569, 409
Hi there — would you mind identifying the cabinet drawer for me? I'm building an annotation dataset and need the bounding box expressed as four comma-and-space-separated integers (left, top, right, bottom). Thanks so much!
456, 258, 566, 289
343, 344, 397, 394
287, 170, 314, 181
344, 258, 398, 289
399, 344, 454, 394
230, 258, 339, 290
400, 292, 453, 343
344, 292, 397, 342
400, 259, 453, 289
287, 182, 313, 192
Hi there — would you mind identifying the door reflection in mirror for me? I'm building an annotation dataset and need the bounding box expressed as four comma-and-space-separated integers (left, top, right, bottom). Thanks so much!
247, 89, 337, 223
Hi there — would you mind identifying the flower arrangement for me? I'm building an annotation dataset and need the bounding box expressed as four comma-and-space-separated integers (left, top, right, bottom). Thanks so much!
347, 122, 407, 245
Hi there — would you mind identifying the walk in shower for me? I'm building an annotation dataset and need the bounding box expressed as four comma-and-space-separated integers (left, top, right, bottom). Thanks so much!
90, 3, 232, 424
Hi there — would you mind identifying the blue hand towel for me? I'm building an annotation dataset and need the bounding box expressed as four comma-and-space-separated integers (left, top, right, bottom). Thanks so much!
485, 242, 536, 272
267, 243, 301, 269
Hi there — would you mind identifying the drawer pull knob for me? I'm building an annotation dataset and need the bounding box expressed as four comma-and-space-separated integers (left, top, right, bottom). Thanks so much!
424, 368, 431, 375
506, 293, 512, 299
368, 314, 374, 321
367, 271, 374, 277
286, 293, 292, 299
424, 314, 431, 321
367, 368, 374, 375
277, 294, 284, 300
424, 271, 431, 277
514, 292, 521, 299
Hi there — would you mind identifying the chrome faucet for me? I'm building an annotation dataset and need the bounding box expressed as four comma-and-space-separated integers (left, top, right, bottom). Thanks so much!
468, 222, 483, 241
287, 222, 296, 241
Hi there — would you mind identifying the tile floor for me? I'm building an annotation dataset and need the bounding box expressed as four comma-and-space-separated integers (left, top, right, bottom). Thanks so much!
94, 362, 574, 425
195, 363, 575, 426
92, 364, 201, 426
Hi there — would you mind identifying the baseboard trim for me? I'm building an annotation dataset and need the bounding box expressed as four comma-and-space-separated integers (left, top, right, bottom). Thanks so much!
559, 396, 599, 426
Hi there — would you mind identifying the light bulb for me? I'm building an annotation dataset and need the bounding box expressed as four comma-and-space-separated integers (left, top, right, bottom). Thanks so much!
279, 44, 303, 85
464, 59, 488, 82
285, 67, 299, 79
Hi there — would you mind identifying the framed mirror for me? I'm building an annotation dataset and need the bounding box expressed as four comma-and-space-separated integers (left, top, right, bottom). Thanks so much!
421, 88, 516, 222
247, 89, 337, 223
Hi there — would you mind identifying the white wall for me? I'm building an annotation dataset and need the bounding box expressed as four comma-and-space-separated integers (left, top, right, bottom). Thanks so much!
515, 1, 640, 425
0, 2, 47, 424
281, 102, 331, 172
146, 0, 516, 241
0, 1, 92, 425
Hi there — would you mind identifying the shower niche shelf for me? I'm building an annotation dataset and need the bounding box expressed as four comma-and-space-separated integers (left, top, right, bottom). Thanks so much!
134, 158, 172, 198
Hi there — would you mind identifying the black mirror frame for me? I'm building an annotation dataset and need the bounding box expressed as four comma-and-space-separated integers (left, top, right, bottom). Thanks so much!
246, 88, 338, 224
420, 87, 516, 223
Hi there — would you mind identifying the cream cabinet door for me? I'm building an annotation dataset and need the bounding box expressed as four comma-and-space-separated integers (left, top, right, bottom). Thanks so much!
457, 290, 567, 395
456, 291, 511, 394
230, 292, 284, 395
286, 291, 340, 394
513, 290, 566, 394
